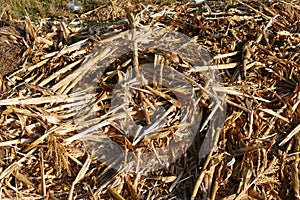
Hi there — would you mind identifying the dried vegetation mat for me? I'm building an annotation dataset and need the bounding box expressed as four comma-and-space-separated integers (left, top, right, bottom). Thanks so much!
0, 0, 300, 199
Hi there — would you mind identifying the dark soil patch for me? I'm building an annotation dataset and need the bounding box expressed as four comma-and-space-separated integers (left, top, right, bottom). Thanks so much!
0, 21, 26, 77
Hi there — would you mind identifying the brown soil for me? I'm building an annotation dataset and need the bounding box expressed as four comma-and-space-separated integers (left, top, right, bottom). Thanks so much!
0, 21, 26, 77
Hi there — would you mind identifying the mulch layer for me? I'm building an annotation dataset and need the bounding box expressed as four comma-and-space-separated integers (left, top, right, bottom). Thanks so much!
0, 1, 299, 199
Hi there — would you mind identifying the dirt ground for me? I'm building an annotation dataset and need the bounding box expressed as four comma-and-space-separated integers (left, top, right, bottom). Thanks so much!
0, 21, 26, 77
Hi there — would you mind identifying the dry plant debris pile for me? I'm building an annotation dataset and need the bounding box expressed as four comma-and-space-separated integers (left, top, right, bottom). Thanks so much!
0, 0, 300, 199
